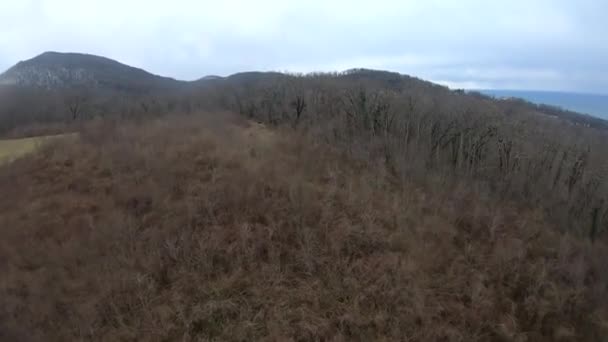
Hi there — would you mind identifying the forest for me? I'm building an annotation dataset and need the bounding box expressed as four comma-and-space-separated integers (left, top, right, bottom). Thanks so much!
1, 68, 607, 341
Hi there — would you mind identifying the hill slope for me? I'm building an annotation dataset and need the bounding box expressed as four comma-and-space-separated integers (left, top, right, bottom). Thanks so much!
0, 52, 183, 93
1, 116, 606, 341
1, 52, 607, 126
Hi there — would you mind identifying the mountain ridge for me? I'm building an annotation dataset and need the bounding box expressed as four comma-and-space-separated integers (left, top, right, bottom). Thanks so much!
1, 51, 607, 129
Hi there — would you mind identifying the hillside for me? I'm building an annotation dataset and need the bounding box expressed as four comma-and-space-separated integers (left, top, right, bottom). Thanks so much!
0, 52, 183, 93
0, 53, 606, 231
1, 116, 606, 341
1, 53, 607, 132
0, 53, 607, 340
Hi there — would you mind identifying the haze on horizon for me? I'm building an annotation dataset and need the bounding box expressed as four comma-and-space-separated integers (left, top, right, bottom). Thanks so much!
1, 0, 607, 94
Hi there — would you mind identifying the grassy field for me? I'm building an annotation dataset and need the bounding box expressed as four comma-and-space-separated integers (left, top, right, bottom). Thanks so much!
0, 133, 76, 165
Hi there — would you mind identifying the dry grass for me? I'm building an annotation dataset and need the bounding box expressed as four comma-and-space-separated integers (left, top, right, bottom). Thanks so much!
0, 115, 606, 341
0, 133, 77, 165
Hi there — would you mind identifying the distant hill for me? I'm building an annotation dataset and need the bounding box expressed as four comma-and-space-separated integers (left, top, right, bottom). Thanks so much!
479, 89, 608, 120
1, 52, 607, 132
0, 52, 184, 94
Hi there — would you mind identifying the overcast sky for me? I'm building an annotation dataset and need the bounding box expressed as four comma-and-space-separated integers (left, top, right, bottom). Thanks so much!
1, 0, 607, 93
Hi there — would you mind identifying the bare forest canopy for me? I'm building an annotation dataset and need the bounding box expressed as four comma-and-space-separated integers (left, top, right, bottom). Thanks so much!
1, 53, 607, 240
1, 53, 608, 340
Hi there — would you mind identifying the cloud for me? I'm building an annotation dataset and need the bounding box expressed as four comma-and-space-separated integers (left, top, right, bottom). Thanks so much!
0, 0, 606, 92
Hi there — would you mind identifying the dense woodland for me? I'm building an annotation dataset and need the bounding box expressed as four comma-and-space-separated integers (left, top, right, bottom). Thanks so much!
2, 69, 605, 240
1, 67, 608, 340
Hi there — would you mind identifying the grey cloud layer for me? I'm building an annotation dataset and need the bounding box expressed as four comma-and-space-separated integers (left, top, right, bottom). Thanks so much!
0, 0, 606, 92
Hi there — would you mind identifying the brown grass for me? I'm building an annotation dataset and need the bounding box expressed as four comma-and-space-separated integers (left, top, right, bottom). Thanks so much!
0, 133, 77, 165
0, 114, 606, 341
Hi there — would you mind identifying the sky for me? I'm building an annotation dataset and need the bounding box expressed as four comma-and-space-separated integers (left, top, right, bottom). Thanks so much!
1, 0, 607, 93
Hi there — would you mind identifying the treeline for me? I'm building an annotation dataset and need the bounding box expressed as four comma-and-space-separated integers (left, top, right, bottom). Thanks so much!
0, 70, 606, 238
0, 84, 188, 134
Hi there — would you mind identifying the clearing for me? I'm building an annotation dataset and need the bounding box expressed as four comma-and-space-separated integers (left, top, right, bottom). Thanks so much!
0, 133, 77, 165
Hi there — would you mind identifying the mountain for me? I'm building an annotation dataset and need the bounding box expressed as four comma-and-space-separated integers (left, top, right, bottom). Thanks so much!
0, 52, 184, 94
1, 52, 607, 132
479, 89, 608, 120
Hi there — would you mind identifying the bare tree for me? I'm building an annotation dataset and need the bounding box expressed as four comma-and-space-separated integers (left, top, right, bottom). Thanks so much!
65, 90, 88, 121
